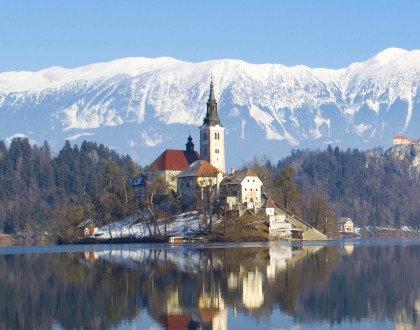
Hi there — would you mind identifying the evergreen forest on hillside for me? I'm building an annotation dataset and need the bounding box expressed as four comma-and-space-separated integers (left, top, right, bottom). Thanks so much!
0, 138, 138, 236
273, 145, 420, 228
1, 137, 420, 240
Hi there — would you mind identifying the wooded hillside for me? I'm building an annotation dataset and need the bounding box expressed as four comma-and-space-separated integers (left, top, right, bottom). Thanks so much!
0, 138, 137, 235
274, 145, 420, 228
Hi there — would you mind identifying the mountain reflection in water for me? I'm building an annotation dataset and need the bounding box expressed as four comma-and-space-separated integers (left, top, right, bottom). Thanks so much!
1, 243, 420, 330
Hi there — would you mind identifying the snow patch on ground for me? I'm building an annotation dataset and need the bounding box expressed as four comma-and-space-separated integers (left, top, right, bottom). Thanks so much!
92, 211, 220, 239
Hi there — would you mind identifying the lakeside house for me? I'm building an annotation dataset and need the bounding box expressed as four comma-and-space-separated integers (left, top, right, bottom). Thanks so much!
78, 219, 98, 236
219, 169, 263, 210
337, 217, 354, 232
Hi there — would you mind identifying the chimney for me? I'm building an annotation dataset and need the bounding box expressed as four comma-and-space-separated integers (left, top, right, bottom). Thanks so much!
231, 167, 235, 174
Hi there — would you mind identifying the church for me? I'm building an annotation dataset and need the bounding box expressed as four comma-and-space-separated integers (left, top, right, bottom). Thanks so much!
135, 80, 264, 208
139, 80, 226, 195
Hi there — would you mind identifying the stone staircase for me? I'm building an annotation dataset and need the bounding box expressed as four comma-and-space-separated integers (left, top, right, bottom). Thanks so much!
271, 201, 328, 241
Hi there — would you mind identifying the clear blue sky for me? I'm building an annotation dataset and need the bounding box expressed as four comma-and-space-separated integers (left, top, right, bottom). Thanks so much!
1, 0, 419, 72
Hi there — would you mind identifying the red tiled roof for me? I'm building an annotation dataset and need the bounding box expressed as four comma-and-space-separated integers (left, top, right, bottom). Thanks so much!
393, 135, 409, 140
220, 169, 259, 185
145, 149, 200, 171
266, 197, 275, 209
413, 140, 418, 143
178, 160, 219, 177
245, 169, 257, 177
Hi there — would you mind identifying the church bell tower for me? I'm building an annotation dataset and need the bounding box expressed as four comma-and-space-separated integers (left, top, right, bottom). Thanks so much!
199, 79, 226, 174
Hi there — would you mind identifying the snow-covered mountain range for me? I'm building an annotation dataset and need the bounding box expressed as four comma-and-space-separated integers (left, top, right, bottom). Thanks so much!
1, 47, 420, 166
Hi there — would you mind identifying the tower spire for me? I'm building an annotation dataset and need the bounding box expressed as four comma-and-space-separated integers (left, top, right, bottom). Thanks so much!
202, 79, 222, 126
208, 77, 216, 104
186, 132, 194, 154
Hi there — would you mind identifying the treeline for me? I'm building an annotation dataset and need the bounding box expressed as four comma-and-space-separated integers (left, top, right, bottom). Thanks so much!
274, 145, 420, 227
0, 138, 138, 236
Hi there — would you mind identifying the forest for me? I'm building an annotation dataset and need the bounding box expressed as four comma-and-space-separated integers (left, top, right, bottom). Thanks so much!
273, 144, 420, 228
1, 137, 419, 240
0, 138, 139, 238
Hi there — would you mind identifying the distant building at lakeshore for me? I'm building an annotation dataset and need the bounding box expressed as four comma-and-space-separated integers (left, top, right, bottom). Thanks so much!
337, 217, 354, 232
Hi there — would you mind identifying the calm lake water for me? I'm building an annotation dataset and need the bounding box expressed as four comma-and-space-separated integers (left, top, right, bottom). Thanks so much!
1, 239, 420, 330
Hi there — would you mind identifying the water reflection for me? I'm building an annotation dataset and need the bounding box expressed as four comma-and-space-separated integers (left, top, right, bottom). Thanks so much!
3, 243, 420, 329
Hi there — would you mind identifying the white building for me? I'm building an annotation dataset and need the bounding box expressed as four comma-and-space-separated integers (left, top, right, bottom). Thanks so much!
219, 169, 263, 209
337, 217, 354, 232
199, 80, 226, 175
393, 135, 410, 146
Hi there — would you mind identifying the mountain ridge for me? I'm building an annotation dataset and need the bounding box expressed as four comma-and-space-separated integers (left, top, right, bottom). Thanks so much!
1, 47, 420, 166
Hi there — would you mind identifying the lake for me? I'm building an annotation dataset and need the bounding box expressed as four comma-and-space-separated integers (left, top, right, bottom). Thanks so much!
1, 238, 420, 330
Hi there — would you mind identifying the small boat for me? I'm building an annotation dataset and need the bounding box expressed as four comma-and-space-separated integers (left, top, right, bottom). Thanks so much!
168, 236, 190, 243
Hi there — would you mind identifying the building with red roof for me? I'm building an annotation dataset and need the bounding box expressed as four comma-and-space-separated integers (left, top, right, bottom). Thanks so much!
144, 135, 200, 194
261, 197, 275, 216
393, 135, 410, 146
145, 149, 200, 172
220, 168, 263, 209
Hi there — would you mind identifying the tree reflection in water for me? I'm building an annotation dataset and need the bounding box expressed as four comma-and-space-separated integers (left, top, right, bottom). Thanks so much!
1, 243, 420, 329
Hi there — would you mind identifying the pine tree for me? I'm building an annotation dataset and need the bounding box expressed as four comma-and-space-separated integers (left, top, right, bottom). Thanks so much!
327, 144, 333, 157
395, 206, 401, 229
375, 209, 382, 228
368, 212, 376, 231
409, 212, 415, 231
333, 146, 341, 158
102, 162, 119, 189
0, 140, 7, 155
353, 209, 358, 225
41, 140, 51, 155
44, 165, 55, 189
